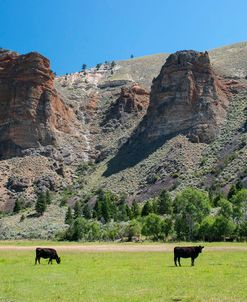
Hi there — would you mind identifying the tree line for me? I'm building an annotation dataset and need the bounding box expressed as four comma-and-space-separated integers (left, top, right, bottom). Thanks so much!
59, 182, 247, 242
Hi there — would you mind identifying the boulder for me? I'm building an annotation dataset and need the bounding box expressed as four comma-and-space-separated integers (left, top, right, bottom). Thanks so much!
34, 175, 57, 193
6, 176, 29, 193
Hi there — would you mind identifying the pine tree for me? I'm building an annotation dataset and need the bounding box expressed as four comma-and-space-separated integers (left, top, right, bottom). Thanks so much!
152, 198, 158, 214
228, 185, 237, 200
126, 205, 133, 220
236, 179, 243, 191
93, 199, 102, 219
141, 200, 153, 216
73, 201, 81, 219
83, 204, 91, 219
96, 63, 102, 70
116, 203, 128, 221
111, 61, 116, 68
101, 200, 110, 222
35, 192, 47, 215
157, 190, 173, 215
13, 200, 21, 213
65, 207, 73, 225
82, 64, 87, 71
45, 190, 52, 205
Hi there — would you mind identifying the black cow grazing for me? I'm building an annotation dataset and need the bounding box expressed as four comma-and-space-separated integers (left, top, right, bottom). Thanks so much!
35, 248, 61, 265
174, 246, 204, 266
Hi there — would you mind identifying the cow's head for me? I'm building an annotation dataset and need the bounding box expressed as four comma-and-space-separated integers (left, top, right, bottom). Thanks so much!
56, 257, 61, 264
197, 246, 204, 253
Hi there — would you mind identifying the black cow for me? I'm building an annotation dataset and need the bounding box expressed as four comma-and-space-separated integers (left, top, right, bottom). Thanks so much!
174, 246, 204, 266
35, 248, 61, 265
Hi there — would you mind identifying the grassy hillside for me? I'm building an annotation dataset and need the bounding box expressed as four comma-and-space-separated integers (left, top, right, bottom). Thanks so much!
210, 41, 247, 78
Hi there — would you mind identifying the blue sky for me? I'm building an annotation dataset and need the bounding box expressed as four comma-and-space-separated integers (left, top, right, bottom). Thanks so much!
1, 0, 247, 75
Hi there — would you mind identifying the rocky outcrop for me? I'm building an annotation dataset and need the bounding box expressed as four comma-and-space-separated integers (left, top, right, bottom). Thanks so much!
0, 49, 74, 159
104, 50, 231, 176
6, 176, 29, 193
103, 83, 149, 124
34, 175, 57, 193
140, 50, 229, 143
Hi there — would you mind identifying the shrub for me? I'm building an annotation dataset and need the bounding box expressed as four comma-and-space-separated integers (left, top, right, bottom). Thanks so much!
65, 218, 90, 241
212, 216, 236, 241
127, 219, 141, 241
142, 213, 162, 240
88, 221, 101, 241
198, 216, 216, 241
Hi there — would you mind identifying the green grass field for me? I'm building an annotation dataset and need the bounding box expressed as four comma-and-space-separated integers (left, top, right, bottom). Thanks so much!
0, 246, 247, 302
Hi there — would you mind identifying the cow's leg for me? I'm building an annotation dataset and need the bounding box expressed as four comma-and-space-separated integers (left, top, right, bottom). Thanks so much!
178, 257, 181, 266
35, 257, 37, 265
191, 257, 194, 266
174, 256, 177, 266
48, 258, 51, 264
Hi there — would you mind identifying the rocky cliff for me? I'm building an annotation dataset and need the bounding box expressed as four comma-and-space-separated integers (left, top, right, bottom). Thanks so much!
102, 83, 149, 125
104, 50, 231, 175
0, 43, 246, 218
140, 50, 229, 144
0, 50, 74, 159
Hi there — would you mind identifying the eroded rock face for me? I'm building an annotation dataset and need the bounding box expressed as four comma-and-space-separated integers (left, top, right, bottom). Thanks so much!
6, 176, 29, 193
0, 50, 74, 159
103, 83, 149, 124
141, 50, 229, 143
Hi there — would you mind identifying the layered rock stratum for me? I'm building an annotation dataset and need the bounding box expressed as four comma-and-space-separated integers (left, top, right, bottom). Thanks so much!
0, 50, 75, 159
140, 50, 229, 144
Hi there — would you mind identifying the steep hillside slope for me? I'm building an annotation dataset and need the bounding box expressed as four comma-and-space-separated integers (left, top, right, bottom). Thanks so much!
0, 50, 88, 210
210, 42, 247, 78
0, 42, 246, 219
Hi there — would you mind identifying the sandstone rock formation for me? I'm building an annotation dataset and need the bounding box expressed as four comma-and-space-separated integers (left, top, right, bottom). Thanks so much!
141, 50, 229, 144
103, 83, 149, 124
104, 50, 231, 176
0, 44, 246, 217
0, 49, 74, 159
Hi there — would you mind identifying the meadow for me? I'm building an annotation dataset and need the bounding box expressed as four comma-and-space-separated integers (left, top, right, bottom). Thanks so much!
0, 243, 247, 302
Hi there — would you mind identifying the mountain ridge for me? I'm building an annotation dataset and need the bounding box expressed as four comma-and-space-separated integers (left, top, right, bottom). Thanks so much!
0, 42, 246, 238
